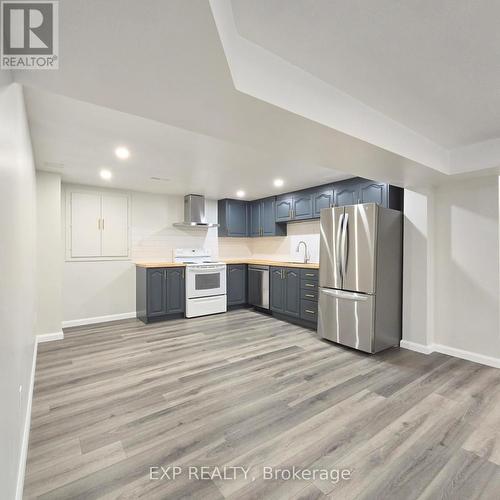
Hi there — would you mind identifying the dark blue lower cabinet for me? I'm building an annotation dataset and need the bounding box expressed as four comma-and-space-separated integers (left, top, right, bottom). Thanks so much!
270, 267, 308, 322
227, 264, 247, 306
270, 267, 285, 313
136, 267, 185, 323
283, 268, 300, 317
166, 268, 185, 314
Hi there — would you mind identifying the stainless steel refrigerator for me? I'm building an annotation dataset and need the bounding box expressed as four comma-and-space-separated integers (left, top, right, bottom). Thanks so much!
318, 203, 402, 353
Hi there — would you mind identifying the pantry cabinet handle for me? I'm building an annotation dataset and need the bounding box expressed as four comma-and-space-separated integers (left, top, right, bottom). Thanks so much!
305, 310, 316, 314
305, 283, 314, 287
305, 294, 314, 298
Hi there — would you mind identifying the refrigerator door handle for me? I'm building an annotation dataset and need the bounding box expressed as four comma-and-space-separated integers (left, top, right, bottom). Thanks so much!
341, 212, 349, 280
335, 213, 344, 283
320, 288, 369, 301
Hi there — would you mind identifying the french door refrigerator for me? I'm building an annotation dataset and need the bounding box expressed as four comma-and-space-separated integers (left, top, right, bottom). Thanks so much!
318, 203, 402, 353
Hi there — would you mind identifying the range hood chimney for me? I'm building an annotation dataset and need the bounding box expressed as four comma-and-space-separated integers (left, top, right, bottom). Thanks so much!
173, 194, 219, 228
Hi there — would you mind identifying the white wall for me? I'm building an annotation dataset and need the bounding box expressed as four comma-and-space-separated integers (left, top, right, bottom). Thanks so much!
62, 184, 322, 324
0, 83, 37, 499
245, 220, 320, 263
402, 188, 435, 349
36, 172, 62, 335
62, 185, 223, 324
434, 176, 500, 360
402, 177, 500, 366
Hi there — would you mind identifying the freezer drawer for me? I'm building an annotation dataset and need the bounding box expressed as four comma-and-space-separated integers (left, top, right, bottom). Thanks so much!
318, 287, 375, 353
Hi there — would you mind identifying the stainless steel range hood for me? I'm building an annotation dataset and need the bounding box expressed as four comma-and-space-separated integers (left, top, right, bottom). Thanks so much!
173, 194, 219, 228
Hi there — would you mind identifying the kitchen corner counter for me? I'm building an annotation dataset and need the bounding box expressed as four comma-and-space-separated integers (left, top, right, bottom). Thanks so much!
134, 262, 186, 268
135, 260, 319, 269
222, 259, 319, 269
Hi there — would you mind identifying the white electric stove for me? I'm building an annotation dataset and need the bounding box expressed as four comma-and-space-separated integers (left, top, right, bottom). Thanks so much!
173, 249, 227, 318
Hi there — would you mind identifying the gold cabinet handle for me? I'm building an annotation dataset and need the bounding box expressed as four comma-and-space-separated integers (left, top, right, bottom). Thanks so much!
305, 294, 314, 298
305, 283, 314, 287
305, 273, 315, 277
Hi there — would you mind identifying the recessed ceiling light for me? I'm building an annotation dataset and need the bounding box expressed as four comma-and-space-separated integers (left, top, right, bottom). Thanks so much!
100, 169, 112, 180
115, 146, 130, 160
236, 190, 245, 198
273, 178, 284, 187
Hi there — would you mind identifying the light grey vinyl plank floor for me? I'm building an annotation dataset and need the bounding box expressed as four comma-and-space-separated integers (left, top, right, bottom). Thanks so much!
24, 309, 500, 499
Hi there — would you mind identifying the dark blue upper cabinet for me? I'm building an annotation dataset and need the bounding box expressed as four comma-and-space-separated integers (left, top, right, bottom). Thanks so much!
262, 197, 285, 236
292, 191, 313, 220
334, 179, 359, 207
312, 186, 334, 217
358, 180, 388, 206
249, 200, 261, 237
219, 197, 285, 237
219, 179, 402, 237
334, 178, 398, 208
276, 195, 293, 222
218, 199, 249, 237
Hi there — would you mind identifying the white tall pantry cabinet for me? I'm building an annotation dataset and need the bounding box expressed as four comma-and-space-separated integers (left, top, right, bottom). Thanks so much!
68, 190, 129, 259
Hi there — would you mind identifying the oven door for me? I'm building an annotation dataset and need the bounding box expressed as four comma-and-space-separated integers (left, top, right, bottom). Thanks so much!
186, 265, 227, 298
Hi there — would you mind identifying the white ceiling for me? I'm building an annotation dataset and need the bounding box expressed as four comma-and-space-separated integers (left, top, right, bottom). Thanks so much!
231, 0, 500, 149
12, 0, 459, 194
25, 87, 351, 198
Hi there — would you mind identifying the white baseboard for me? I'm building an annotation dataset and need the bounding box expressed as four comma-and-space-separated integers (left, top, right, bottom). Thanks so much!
36, 331, 64, 343
400, 340, 500, 369
432, 344, 500, 369
62, 311, 136, 328
16, 340, 37, 500
400, 340, 434, 355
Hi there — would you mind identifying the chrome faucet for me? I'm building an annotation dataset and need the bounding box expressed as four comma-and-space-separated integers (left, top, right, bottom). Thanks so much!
296, 240, 310, 264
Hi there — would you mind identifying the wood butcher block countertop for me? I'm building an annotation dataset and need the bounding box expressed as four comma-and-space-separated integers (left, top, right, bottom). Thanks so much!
135, 259, 319, 269
222, 259, 319, 269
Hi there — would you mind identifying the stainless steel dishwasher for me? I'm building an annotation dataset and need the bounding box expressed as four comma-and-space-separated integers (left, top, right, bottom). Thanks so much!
248, 265, 270, 309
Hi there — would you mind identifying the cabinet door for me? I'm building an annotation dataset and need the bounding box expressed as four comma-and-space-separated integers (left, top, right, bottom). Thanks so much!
249, 201, 261, 237
313, 187, 334, 217
227, 264, 247, 305
284, 269, 300, 317
334, 180, 359, 207
101, 194, 129, 257
270, 267, 285, 312
70, 192, 101, 257
261, 197, 277, 236
276, 196, 293, 222
358, 181, 388, 207
166, 268, 185, 314
227, 200, 248, 236
147, 269, 167, 317
292, 191, 313, 220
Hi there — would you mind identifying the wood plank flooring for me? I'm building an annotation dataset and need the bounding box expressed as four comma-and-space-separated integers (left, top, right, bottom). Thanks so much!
24, 309, 500, 499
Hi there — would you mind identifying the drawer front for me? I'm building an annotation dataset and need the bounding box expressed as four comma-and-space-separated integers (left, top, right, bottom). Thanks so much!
300, 269, 319, 281
300, 280, 318, 292
300, 289, 318, 301
300, 299, 318, 322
